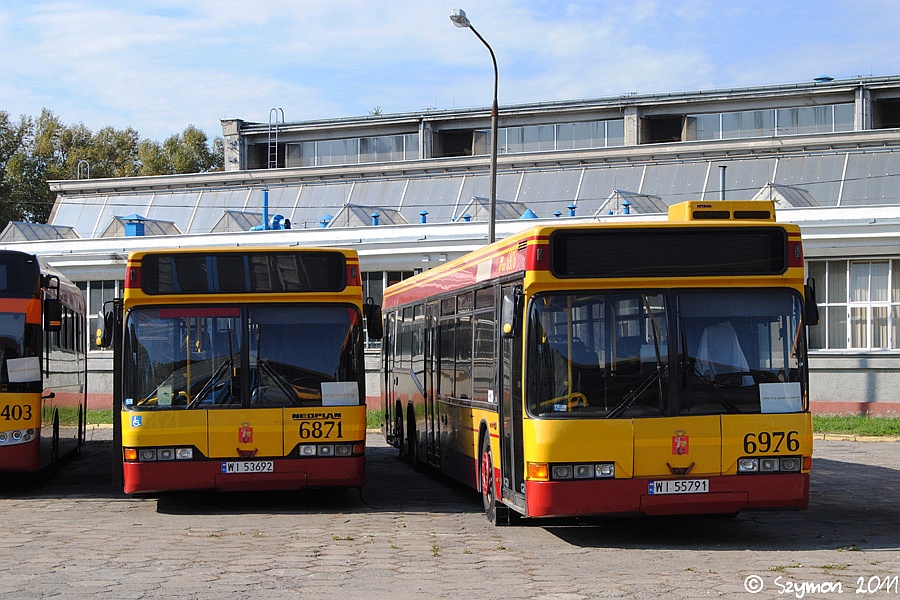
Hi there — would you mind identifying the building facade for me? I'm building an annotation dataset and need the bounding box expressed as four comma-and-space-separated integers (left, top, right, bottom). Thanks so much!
3, 75, 899, 413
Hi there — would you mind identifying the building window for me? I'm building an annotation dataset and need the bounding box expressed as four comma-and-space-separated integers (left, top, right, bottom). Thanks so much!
807, 260, 900, 350
474, 119, 625, 155
77, 279, 124, 351
686, 103, 855, 141
287, 133, 419, 168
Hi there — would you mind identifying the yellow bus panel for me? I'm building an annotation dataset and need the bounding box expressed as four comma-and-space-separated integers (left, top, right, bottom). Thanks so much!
208, 409, 284, 458
122, 410, 209, 454
721, 413, 812, 475
283, 405, 368, 452
633, 416, 722, 477
522, 418, 635, 479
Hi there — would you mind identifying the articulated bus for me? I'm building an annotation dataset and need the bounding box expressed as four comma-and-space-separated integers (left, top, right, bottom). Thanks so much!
382, 200, 819, 524
0, 250, 86, 473
98, 247, 382, 494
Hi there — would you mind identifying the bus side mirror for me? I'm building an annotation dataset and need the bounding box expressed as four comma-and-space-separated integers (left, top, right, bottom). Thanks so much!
96, 311, 114, 348
364, 297, 383, 340
500, 290, 521, 339
804, 278, 820, 327
43, 297, 62, 332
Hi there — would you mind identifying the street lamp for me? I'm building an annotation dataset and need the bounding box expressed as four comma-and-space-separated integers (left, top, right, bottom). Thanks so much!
450, 8, 499, 244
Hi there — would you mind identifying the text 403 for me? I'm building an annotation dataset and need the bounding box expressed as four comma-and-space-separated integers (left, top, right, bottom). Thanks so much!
743, 431, 800, 453
1, 404, 33, 421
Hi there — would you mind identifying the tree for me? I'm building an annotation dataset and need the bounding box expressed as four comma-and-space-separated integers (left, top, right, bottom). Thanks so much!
137, 139, 169, 176
164, 125, 218, 174
0, 111, 43, 225
0, 109, 225, 231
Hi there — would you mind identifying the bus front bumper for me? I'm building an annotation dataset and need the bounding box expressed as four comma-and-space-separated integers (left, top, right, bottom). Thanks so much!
522, 472, 809, 518
122, 455, 365, 494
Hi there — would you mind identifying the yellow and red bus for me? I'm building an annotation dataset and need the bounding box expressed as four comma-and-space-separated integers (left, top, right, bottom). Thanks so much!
382, 200, 819, 524
98, 247, 381, 494
0, 250, 86, 472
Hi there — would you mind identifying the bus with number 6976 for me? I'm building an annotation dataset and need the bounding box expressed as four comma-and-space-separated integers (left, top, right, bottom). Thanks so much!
382, 200, 818, 524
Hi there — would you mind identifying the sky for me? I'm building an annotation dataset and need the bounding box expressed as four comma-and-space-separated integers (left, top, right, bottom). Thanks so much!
2, 0, 899, 142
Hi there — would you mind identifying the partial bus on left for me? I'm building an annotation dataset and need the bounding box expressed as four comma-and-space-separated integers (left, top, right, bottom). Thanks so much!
0, 250, 87, 472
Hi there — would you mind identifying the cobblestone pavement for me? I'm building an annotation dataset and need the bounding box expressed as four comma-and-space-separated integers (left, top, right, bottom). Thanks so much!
1, 427, 898, 599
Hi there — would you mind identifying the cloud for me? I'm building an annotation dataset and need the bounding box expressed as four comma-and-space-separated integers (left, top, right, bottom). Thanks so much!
1, 0, 898, 141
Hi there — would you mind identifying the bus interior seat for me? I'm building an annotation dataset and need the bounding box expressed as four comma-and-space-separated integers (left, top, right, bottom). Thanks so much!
696, 321, 749, 378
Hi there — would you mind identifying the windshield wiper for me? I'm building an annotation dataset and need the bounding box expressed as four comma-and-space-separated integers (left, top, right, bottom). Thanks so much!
254, 358, 301, 405
186, 356, 233, 408
606, 364, 668, 419
683, 363, 742, 413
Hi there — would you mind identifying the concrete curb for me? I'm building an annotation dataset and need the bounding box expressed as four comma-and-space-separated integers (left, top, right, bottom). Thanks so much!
815, 432, 900, 442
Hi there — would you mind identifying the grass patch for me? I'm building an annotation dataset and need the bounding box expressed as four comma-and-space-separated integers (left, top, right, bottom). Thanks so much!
366, 409, 383, 430
55, 407, 113, 426
812, 415, 900, 436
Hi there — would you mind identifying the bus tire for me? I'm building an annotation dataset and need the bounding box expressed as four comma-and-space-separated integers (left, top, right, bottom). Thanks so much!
76, 405, 84, 453
395, 404, 405, 461
480, 433, 511, 526
51, 410, 60, 464
407, 409, 420, 469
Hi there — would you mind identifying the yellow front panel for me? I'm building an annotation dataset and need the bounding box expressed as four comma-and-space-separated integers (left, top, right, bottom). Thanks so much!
283, 405, 367, 451
208, 409, 284, 458
523, 418, 634, 478
633, 416, 721, 477
722, 413, 812, 474
122, 410, 208, 454
1, 393, 41, 430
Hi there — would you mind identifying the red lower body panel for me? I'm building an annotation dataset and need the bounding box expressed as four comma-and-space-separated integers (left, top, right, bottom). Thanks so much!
123, 456, 365, 494
0, 440, 40, 472
523, 473, 809, 518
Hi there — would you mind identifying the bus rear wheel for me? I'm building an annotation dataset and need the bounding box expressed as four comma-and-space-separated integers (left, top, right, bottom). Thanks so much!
394, 405, 405, 460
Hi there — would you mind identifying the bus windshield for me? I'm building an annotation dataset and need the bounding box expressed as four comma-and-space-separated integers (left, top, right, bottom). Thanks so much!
526, 289, 806, 418
123, 304, 362, 409
0, 312, 42, 391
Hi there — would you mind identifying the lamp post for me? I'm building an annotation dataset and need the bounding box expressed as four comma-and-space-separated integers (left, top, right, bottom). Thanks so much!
450, 8, 499, 244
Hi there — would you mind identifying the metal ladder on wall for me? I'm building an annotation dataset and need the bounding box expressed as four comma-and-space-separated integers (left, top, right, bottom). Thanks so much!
268, 108, 284, 169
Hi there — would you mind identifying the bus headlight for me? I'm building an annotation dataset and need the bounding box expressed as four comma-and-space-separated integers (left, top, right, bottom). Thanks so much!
779, 457, 801, 472
595, 463, 615, 478
760, 458, 780, 472
738, 458, 758, 472
551, 465, 573, 480
738, 456, 802, 473
334, 444, 353, 456
299, 445, 317, 456
317, 445, 334, 456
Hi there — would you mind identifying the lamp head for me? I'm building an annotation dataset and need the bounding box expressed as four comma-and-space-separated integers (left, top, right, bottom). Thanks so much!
450, 9, 470, 28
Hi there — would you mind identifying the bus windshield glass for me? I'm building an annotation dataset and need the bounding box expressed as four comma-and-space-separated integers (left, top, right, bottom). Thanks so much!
526, 289, 805, 418
0, 312, 41, 391
123, 304, 362, 409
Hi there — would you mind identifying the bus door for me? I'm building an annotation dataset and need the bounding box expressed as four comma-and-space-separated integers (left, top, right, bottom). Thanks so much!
424, 302, 440, 466
499, 284, 525, 503
383, 312, 400, 447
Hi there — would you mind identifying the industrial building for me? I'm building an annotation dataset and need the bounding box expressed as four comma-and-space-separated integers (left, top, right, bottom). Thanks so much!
2, 75, 899, 413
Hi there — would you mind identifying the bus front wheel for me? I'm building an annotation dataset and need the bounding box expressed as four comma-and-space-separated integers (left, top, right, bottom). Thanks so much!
480, 434, 512, 526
